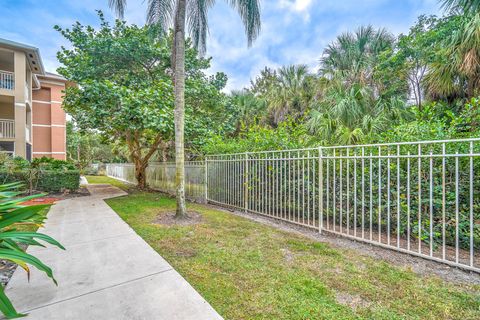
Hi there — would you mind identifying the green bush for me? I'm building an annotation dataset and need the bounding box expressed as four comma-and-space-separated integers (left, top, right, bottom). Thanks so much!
31, 157, 76, 171
35, 171, 80, 192
0, 170, 80, 193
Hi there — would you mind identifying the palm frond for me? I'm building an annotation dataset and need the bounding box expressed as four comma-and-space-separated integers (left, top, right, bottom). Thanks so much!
441, 0, 480, 13
226, 0, 262, 46
108, 0, 127, 19
146, 0, 176, 31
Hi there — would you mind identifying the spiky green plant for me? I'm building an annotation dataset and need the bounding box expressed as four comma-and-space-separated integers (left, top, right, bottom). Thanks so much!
0, 182, 64, 319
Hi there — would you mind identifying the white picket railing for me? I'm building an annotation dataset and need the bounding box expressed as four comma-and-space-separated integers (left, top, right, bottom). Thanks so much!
0, 70, 14, 90
0, 119, 15, 139
107, 137, 480, 273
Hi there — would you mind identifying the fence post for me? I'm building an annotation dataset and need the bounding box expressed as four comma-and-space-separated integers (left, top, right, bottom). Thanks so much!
244, 152, 249, 212
319, 147, 323, 234
204, 158, 208, 204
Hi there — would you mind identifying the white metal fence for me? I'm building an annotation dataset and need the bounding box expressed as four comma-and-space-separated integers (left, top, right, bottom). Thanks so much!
107, 138, 480, 273
106, 162, 206, 202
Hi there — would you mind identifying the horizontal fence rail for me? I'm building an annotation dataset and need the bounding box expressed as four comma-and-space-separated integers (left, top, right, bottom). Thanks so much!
107, 138, 480, 273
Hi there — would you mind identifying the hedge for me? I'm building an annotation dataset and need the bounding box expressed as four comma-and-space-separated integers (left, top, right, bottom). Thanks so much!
0, 170, 80, 193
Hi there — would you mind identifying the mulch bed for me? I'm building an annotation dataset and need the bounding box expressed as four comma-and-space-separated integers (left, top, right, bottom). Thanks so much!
21, 197, 60, 206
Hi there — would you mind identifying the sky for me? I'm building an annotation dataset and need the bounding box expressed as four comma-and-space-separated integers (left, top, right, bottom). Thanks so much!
0, 0, 442, 91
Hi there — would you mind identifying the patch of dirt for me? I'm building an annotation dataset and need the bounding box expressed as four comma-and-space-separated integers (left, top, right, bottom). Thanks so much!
175, 248, 198, 258
281, 248, 295, 264
44, 186, 91, 200
155, 211, 203, 226
207, 204, 480, 286
335, 292, 371, 310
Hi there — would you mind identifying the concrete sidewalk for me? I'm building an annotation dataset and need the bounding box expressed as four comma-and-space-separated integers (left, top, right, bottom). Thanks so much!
5, 184, 223, 320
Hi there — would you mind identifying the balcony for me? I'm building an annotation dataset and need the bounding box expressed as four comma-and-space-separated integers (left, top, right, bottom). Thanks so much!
0, 119, 15, 139
0, 70, 14, 91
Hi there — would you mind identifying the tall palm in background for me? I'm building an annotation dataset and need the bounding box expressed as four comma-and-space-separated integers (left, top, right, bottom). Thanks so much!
425, 0, 480, 99
306, 80, 407, 145
230, 90, 267, 134
320, 25, 394, 91
109, 0, 261, 217
267, 65, 315, 125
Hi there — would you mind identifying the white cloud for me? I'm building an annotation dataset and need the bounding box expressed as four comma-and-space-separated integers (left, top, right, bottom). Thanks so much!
280, 0, 313, 12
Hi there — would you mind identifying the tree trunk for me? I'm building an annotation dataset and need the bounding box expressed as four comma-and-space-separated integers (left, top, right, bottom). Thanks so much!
134, 160, 147, 190
416, 81, 422, 110
173, 0, 187, 217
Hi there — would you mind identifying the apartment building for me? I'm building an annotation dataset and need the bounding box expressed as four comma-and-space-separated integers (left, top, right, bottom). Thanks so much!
0, 38, 67, 160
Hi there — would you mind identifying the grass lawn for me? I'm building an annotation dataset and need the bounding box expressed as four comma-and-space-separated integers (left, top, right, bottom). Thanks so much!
85, 175, 131, 190
101, 184, 480, 320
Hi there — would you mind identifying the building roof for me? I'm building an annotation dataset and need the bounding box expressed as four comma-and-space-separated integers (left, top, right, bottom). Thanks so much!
38, 72, 67, 81
0, 38, 45, 75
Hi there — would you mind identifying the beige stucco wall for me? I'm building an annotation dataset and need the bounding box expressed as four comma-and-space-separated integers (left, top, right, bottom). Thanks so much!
13, 51, 26, 158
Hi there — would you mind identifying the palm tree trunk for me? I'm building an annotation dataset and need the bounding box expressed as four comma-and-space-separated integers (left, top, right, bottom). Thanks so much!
173, 0, 187, 217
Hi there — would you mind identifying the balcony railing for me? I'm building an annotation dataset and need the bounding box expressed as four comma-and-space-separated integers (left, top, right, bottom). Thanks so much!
0, 70, 14, 91
0, 119, 15, 139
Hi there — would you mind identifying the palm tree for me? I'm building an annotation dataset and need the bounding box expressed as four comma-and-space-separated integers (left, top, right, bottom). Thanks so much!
306, 81, 407, 145
416, 1, 480, 102
230, 90, 267, 134
320, 25, 394, 90
425, 4, 480, 100
267, 64, 315, 125
109, 0, 261, 217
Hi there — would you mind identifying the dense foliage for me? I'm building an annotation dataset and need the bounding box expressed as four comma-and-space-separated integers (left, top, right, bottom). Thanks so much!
57, 12, 229, 187
0, 156, 80, 193
66, 122, 127, 171
203, 4, 480, 153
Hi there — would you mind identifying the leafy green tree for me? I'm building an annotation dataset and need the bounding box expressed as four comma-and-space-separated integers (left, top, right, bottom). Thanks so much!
56, 15, 174, 188
203, 119, 312, 154
109, 0, 261, 217
58, 14, 227, 188
250, 67, 278, 96
387, 15, 440, 108
66, 122, 125, 169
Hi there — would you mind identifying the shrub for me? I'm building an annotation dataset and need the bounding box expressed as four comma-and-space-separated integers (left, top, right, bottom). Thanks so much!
0, 170, 80, 193
0, 157, 79, 193
36, 171, 80, 192
31, 157, 76, 171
